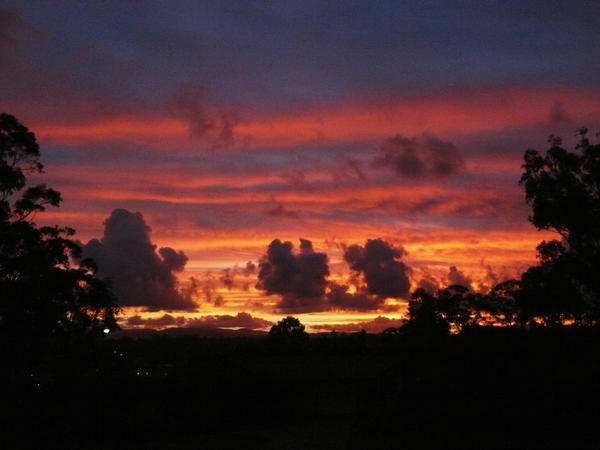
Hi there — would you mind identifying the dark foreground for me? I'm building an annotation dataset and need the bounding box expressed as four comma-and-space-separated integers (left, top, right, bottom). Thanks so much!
3, 327, 600, 450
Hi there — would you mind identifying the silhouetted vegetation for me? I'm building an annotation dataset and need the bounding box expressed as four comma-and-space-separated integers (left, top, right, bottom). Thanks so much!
400, 129, 600, 333
3, 329, 599, 449
0, 114, 118, 370
518, 128, 600, 324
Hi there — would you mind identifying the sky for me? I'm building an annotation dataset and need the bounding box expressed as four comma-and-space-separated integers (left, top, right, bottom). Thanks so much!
2, 1, 600, 331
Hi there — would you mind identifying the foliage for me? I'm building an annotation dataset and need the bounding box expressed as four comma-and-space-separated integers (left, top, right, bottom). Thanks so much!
268, 316, 308, 339
401, 288, 450, 336
0, 113, 118, 354
519, 128, 600, 323
515, 252, 585, 326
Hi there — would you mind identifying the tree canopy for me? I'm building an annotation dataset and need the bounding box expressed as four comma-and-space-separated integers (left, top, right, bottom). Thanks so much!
519, 129, 600, 324
0, 113, 118, 355
269, 316, 308, 338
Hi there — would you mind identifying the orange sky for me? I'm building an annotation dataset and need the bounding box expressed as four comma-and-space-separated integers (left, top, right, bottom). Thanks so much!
22, 86, 587, 331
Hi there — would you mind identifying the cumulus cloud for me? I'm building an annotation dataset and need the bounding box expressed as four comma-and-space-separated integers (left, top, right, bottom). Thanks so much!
255, 238, 407, 313
158, 247, 188, 272
82, 209, 195, 311
312, 316, 406, 333
256, 238, 330, 312
125, 312, 272, 330
374, 133, 464, 179
447, 266, 473, 290
344, 238, 411, 298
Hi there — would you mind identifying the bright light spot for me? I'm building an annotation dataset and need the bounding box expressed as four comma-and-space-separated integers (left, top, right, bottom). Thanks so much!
103, 328, 110, 334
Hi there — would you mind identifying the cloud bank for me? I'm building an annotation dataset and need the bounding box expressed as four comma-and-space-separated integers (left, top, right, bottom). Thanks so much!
126, 312, 272, 330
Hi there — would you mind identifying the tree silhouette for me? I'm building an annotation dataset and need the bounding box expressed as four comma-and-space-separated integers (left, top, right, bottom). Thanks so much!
402, 288, 450, 336
0, 113, 118, 359
269, 316, 308, 338
435, 284, 473, 332
516, 252, 584, 326
519, 128, 600, 323
485, 280, 518, 325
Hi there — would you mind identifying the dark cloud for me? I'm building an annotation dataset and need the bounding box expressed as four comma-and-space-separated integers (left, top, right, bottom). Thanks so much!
82, 209, 195, 311
447, 266, 473, 290
256, 238, 329, 312
277, 293, 327, 313
344, 238, 411, 299
255, 238, 409, 312
125, 312, 272, 330
158, 247, 188, 272
373, 133, 464, 179
312, 316, 406, 333
326, 282, 387, 311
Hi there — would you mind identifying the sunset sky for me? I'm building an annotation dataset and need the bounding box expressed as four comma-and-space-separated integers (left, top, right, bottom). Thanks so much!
2, 1, 599, 331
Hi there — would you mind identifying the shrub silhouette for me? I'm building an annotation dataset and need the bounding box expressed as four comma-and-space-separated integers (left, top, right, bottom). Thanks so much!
269, 316, 308, 338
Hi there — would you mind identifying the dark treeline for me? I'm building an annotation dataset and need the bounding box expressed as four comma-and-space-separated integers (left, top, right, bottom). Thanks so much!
4, 328, 600, 449
2, 114, 600, 449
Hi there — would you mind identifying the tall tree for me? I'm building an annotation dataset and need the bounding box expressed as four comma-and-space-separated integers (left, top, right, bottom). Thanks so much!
0, 113, 118, 358
519, 128, 600, 323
